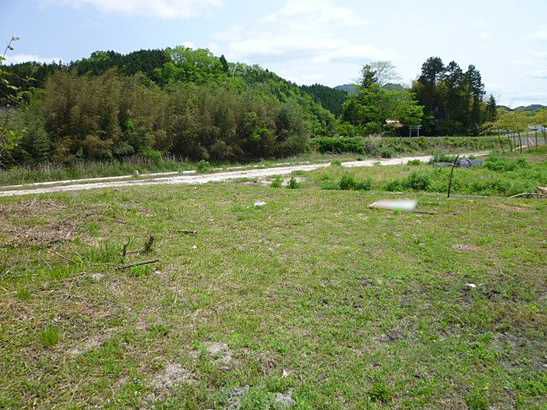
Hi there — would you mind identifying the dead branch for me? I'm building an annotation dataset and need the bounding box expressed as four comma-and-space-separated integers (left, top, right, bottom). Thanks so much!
116, 259, 160, 271
179, 230, 198, 235
121, 238, 130, 259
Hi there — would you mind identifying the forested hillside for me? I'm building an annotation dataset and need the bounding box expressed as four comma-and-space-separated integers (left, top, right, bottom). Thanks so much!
1, 47, 544, 169
300, 84, 348, 116
0, 47, 336, 167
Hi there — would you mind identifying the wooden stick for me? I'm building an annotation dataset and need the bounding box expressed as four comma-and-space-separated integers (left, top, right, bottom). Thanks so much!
116, 259, 159, 271
447, 155, 460, 199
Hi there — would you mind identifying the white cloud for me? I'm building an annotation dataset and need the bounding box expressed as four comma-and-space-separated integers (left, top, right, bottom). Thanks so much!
262, 0, 367, 28
5, 54, 61, 64
54, 0, 223, 19
530, 27, 547, 41
216, 0, 391, 85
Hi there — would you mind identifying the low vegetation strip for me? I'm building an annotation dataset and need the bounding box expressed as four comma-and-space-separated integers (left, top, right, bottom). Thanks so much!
0, 153, 489, 197
313, 135, 514, 157
309, 147, 547, 198
0, 179, 545, 408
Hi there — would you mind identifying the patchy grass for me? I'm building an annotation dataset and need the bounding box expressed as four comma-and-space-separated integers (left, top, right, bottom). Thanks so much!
307, 149, 546, 197
0, 165, 545, 408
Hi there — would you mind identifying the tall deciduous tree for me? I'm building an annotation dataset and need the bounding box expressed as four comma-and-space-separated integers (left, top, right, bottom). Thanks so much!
343, 62, 423, 134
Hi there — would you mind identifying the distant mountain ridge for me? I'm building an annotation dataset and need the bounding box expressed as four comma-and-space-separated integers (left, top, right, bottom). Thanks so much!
334, 84, 358, 95
499, 104, 546, 113
513, 104, 545, 112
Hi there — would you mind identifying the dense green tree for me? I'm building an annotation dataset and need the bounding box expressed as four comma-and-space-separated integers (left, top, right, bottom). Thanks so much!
413, 57, 489, 135
486, 95, 498, 122
300, 84, 347, 117
342, 62, 423, 135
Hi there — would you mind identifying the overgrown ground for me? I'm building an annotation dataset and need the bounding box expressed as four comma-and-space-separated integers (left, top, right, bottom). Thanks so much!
298, 147, 547, 197
0, 151, 545, 409
0, 136, 517, 186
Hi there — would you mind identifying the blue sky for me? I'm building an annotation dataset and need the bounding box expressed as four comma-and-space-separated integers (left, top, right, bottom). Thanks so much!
1, 0, 546, 107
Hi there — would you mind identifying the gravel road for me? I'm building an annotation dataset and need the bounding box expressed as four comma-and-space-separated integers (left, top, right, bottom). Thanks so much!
0, 152, 490, 197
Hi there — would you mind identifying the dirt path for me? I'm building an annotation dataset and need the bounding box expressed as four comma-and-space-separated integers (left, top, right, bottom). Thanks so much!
0, 152, 489, 197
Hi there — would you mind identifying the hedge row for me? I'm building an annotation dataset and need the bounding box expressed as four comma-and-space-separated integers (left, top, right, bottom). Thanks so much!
312, 136, 512, 158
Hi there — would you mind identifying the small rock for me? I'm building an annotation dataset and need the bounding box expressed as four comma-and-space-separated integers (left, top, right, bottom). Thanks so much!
90, 273, 104, 282
254, 200, 267, 207
204, 342, 234, 370
152, 363, 193, 390
227, 385, 249, 410
206, 342, 230, 356
465, 283, 477, 289
453, 244, 480, 252
274, 392, 296, 408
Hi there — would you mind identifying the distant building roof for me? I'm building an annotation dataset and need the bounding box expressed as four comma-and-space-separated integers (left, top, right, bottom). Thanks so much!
385, 119, 403, 128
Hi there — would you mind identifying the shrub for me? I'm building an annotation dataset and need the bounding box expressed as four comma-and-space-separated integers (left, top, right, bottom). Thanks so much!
368, 382, 392, 403
314, 136, 365, 154
339, 174, 357, 190
270, 176, 283, 188
406, 171, 433, 190
485, 156, 529, 172
339, 174, 372, 191
197, 160, 211, 173
380, 147, 395, 158
386, 171, 433, 192
287, 177, 300, 189
408, 159, 422, 166
142, 148, 162, 165
385, 180, 404, 192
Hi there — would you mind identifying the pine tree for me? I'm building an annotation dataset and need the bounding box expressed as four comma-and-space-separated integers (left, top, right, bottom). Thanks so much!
486, 95, 498, 122
219, 55, 229, 73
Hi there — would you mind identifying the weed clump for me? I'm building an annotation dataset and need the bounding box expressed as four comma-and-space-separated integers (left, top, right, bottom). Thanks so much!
287, 177, 300, 189
485, 156, 529, 172
368, 382, 392, 403
40, 326, 61, 348
338, 174, 372, 191
270, 176, 283, 188
197, 160, 211, 173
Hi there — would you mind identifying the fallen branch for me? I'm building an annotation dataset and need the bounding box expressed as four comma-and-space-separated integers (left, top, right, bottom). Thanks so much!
509, 192, 537, 199
179, 230, 198, 235
116, 259, 160, 271
413, 210, 438, 215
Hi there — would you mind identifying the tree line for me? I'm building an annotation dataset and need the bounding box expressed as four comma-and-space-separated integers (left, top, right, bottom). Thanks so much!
1, 47, 336, 168
2, 44, 531, 169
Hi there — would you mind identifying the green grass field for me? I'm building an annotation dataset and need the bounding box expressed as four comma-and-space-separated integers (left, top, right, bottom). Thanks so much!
0, 151, 545, 409
299, 147, 547, 198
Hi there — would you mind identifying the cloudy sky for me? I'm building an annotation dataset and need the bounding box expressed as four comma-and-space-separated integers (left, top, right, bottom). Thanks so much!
1, 0, 546, 107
